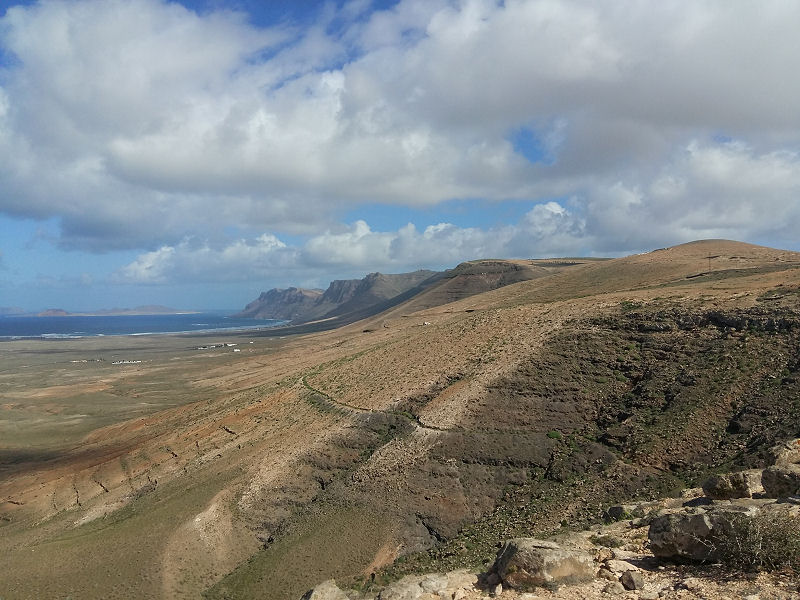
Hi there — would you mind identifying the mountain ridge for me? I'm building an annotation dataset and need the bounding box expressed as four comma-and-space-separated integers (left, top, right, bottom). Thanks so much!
234, 260, 561, 329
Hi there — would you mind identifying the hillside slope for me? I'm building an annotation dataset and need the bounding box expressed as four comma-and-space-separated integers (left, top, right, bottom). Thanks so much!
2, 240, 800, 600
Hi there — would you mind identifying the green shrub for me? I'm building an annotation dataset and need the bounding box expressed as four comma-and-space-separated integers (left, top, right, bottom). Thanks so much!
714, 511, 800, 572
589, 534, 623, 548
620, 300, 641, 312
546, 430, 562, 440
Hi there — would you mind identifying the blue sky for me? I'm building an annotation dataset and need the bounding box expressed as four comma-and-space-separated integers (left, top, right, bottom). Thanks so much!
1, 0, 799, 311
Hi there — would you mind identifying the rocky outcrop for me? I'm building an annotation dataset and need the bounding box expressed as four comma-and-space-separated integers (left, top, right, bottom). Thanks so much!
701, 470, 763, 500
302, 571, 478, 600
758, 439, 800, 499
300, 490, 800, 600
489, 538, 595, 590
648, 439, 800, 564
762, 464, 800, 499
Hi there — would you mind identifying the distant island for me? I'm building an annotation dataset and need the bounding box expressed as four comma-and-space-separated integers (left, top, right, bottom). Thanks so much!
34, 305, 198, 317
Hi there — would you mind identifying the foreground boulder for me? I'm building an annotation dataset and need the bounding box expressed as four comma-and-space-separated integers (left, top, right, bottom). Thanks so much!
490, 538, 594, 590
302, 580, 349, 600
648, 505, 758, 562
702, 470, 762, 499
648, 501, 800, 563
378, 570, 477, 600
769, 438, 800, 465
762, 464, 800, 499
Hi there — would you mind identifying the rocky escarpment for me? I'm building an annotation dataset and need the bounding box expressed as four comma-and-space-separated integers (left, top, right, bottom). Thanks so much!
236, 287, 325, 321
235, 270, 438, 323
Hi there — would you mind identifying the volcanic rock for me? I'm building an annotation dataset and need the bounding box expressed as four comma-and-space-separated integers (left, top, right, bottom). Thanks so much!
762, 464, 800, 499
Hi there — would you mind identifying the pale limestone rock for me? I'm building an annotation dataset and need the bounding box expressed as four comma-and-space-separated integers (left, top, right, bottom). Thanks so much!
769, 438, 800, 465
378, 570, 477, 600
702, 471, 762, 499
604, 559, 639, 574
302, 580, 350, 600
491, 538, 595, 590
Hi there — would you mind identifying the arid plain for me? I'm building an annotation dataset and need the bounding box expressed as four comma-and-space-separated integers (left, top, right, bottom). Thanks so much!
2, 240, 800, 599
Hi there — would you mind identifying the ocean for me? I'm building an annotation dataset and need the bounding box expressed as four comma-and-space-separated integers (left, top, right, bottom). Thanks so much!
0, 312, 286, 339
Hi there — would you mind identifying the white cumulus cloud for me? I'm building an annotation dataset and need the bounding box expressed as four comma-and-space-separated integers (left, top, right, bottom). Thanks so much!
113, 201, 590, 286
1, 0, 799, 287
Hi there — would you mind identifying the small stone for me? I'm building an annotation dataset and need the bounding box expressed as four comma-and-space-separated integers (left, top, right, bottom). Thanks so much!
605, 559, 638, 574
620, 570, 645, 591
597, 567, 618, 581
679, 577, 703, 592
595, 547, 614, 562
639, 592, 659, 600
452, 590, 467, 600
602, 581, 626, 595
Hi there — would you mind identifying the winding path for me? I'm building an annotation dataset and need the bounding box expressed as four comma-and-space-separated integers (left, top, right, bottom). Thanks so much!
300, 375, 446, 432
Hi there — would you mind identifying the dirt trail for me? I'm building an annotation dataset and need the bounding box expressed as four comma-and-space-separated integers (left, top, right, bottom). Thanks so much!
301, 375, 447, 431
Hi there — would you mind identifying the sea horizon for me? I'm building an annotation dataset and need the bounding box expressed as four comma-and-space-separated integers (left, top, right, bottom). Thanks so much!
0, 311, 286, 339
